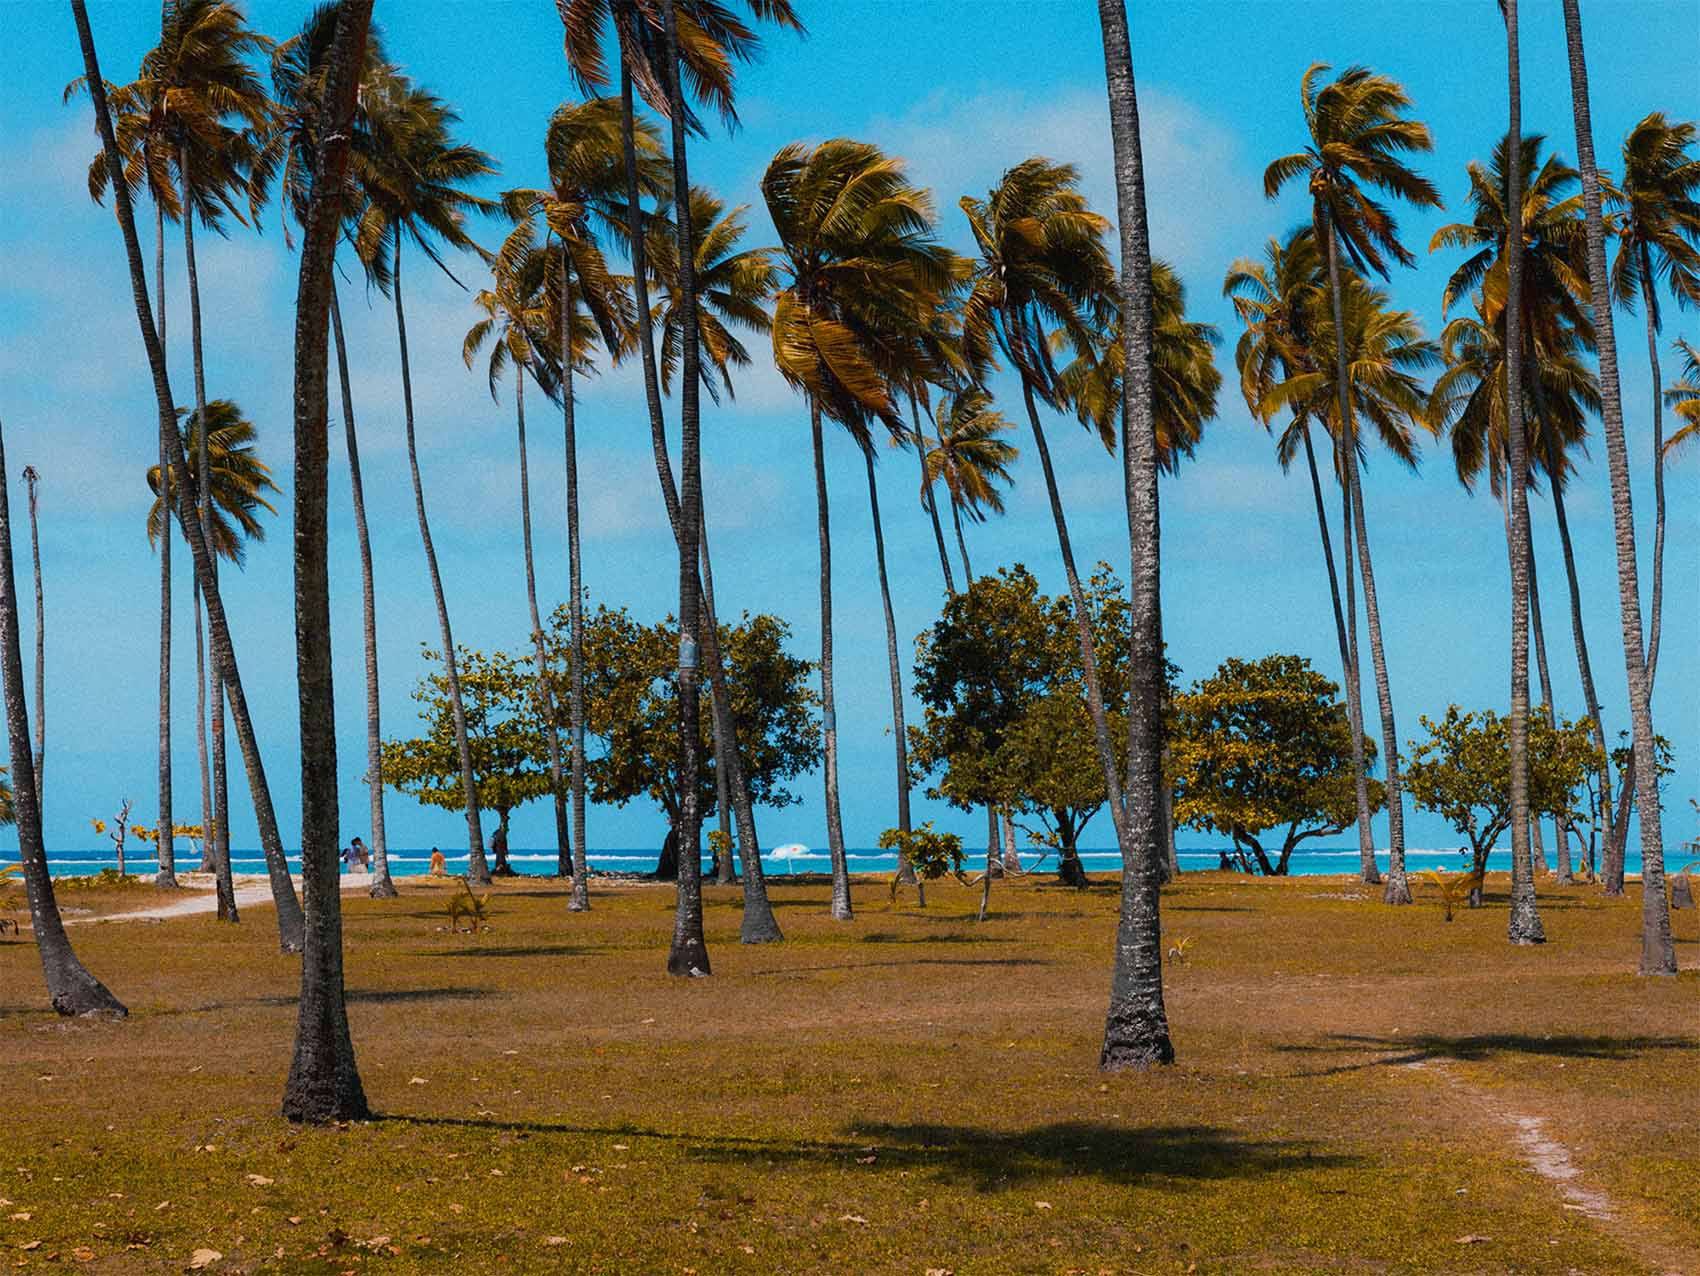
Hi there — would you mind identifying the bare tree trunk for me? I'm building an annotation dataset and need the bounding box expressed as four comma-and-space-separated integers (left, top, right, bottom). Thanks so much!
153, 197, 177, 890
514, 362, 571, 883
810, 398, 852, 921
0, 415, 126, 1016
1640, 259, 1666, 693
74, 0, 302, 955
559, 261, 591, 911
1301, 421, 1356, 719
1561, 0, 1673, 972
978, 804, 996, 923
193, 583, 226, 907
911, 392, 955, 596
864, 446, 912, 844
1528, 535, 1562, 877
1097, 0, 1174, 1069
24, 469, 43, 808
947, 464, 974, 585
1550, 479, 1615, 874
329, 281, 393, 898
1323, 230, 1382, 888
283, 0, 373, 1123
392, 240, 489, 885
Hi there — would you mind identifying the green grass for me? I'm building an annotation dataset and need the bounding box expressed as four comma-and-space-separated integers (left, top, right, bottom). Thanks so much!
2, 870, 1695, 1274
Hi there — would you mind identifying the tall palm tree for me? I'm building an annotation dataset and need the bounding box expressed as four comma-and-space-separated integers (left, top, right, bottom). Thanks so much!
921, 387, 1018, 588
959, 157, 1133, 853
764, 138, 956, 922
1095, 0, 1174, 1070
281, 0, 373, 1125
465, 212, 572, 890
270, 2, 397, 900
1498, 0, 1544, 944
355, 70, 498, 884
1560, 0, 1674, 974
21, 468, 44, 815
1609, 113, 1699, 695
1265, 63, 1442, 902
1665, 337, 1700, 457
1226, 228, 1371, 845
645, 186, 787, 937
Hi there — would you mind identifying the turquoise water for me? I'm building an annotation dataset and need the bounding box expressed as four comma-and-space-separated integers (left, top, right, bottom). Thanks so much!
43, 844, 1658, 879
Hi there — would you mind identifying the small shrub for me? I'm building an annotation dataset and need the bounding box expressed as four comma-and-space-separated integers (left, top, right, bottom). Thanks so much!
1418, 868, 1480, 922
879, 823, 966, 905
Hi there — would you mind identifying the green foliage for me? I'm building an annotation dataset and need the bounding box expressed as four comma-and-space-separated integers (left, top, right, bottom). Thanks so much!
58, 868, 146, 892
879, 822, 966, 901
1417, 867, 1482, 922
707, 829, 733, 862
1405, 705, 1600, 866
1170, 653, 1383, 875
0, 768, 13, 826
548, 604, 820, 828
382, 646, 554, 824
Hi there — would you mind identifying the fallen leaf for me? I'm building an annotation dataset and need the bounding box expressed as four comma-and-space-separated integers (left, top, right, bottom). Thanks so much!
542, 1237, 568, 1246
489, 1169, 505, 1177
447, 1204, 464, 1214
154, 1202, 171, 1212
838, 1214, 868, 1226
855, 1155, 876, 1165
18, 1242, 41, 1252
612, 1144, 629, 1151
739, 1245, 755, 1255
408, 1077, 428, 1086
8, 1213, 30, 1222
244, 1175, 274, 1187
1455, 1234, 1491, 1245
924, 1268, 952, 1276
1035, 1201, 1053, 1210
287, 1217, 302, 1226
72, 1247, 94, 1262
187, 1249, 222, 1269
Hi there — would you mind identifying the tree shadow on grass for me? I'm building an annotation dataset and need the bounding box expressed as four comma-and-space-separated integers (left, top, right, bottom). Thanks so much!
1277, 1031, 1698, 1077
417, 944, 597, 960
858, 931, 1002, 945
384, 1114, 1350, 1190
747, 957, 1048, 976
254, 986, 505, 1008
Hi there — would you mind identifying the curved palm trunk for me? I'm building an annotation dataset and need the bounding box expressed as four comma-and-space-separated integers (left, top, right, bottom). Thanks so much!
329, 282, 393, 898
0, 416, 126, 1017
514, 363, 570, 881
1096, 0, 1174, 1070
1639, 258, 1666, 692
1502, 0, 1544, 945
1561, 0, 1673, 973
910, 393, 955, 596
284, 0, 372, 1125
1322, 228, 1384, 889
809, 400, 852, 920
558, 267, 591, 911
1300, 422, 1354, 684
75, 0, 302, 955
391, 242, 488, 883
153, 198, 177, 890
1527, 535, 1562, 877
25, 470, 43, 808
1017, 375, 1129, 852
864, 446, 913, 847
1550, 479, 1615, 872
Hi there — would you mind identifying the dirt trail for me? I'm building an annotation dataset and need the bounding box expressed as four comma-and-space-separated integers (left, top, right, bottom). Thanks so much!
67, 872, 378, 925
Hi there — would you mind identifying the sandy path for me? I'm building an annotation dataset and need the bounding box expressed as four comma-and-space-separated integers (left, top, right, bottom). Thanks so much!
68, 872, 380, 925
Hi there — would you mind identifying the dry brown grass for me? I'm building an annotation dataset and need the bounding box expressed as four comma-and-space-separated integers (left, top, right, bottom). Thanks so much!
2, 869, 1695, 1274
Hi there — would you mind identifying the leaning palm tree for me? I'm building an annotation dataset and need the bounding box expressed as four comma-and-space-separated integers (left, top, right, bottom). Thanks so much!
958, 157, 1134, 855
764, 138, 957, 922
1609, 113, 1699, 696
1665, 337, 1700, 457
1095, 0, 1175, 1069
1560, 0, 1675, 975
1264, 62, 1442, 901
354, 70, 498, 884
465, 214, 572, 892
21, 469, 44, 815
921, 386, 1019, 586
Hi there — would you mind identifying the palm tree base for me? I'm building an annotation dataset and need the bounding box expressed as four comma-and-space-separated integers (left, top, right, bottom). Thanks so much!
368, 881, 398, 900
50, 971, 128, 1019
666, 937, 712, 977
1381, 872, 1413, 905
740, 907, 783, 944
1099, 1019, 1175, 1072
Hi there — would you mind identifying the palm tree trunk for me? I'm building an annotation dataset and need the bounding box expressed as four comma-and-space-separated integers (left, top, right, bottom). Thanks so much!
154, 197, 176, 890
328, 281, 393, 898
1322, 227, 1384, 889
75, 0, 302, 954
1016, 374, 1129, 850
559, 264, 591, 913
283, 0, 373, 1125
698, 509, 782, 942
391, 241, 489, 884
0, 415, 126, 1017
1639, 258, 1666, 692
910, 392, 955, 596
1300, 422, 1354, 694
1549, 478, 1615, 875
809, 398, 852, 921
515, 362, 571, 882
658, 0, 711, 975
864, 445, 913, 845
24, 470, 43, 808
193, 583, 223, 894
1561, 0, 1674, 973
1095, 0, 1174, 1071
1527, 534, 1562, 877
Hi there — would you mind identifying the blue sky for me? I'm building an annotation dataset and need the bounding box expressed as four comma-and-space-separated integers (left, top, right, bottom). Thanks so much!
0, 0, 1695, 859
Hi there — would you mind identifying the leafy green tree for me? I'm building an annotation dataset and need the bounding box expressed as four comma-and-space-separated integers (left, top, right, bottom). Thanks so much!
1170, 655, 1383, 876
548, 605, 820, 878
382, 647, 553, 852
1405, 704, 1598, 902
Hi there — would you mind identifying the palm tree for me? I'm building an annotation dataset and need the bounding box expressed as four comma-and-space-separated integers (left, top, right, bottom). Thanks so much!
1666, 337, 1700, 456
21, 468, 44, 816
921, 387, 1018, 588
959, 157, 1134, 855
764, 138, 956, 922
355, 70, 498, 885
1265, 63, 1442, 902
1560, 0, 1675, 975
645, 186, 786, 938
1610, 112, 1699, 692
270, 2, 397, 901
465, 213, 572, 892
1226, 228, 1375, 853
1094, 0, 1174, 1069
281, 0, 373, 1125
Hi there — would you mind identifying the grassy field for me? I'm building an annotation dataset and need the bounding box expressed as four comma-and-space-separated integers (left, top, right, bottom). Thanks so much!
3, 869, 1696, 1275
